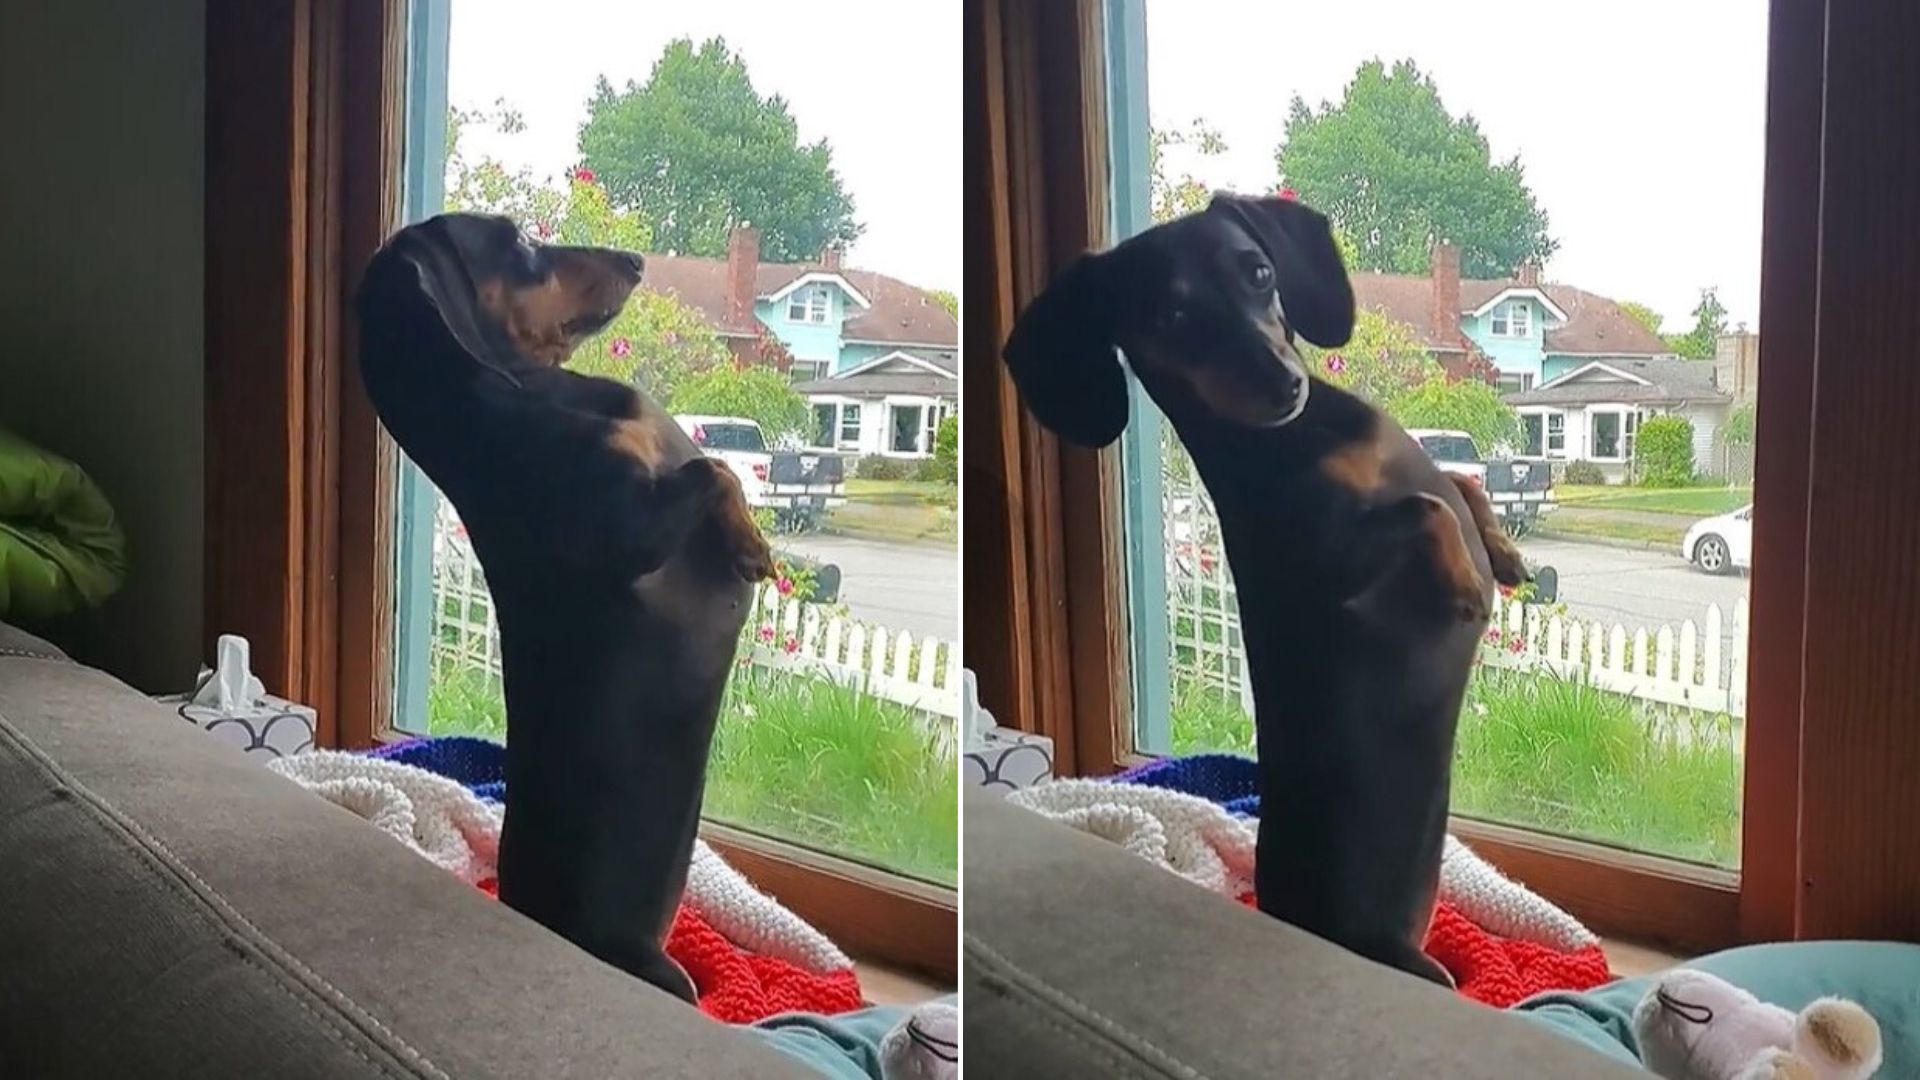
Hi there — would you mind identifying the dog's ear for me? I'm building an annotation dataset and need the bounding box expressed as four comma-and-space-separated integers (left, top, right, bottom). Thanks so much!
1002, 252, 1130, 448
1210, 193, 1356, 348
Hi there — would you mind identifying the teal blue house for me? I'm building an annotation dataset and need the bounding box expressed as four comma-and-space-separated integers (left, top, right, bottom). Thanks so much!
1352, 247, 1729, 479
640, 227, 958, 458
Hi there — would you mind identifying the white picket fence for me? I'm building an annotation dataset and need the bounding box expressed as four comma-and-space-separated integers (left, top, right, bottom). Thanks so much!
428, 499, 960, 722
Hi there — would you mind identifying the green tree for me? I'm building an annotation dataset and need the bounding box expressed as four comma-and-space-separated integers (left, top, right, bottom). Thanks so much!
1665, 288, 1728, 360
1299, 308, 1440, 409
1619, 301, 1665, 338
1150, 119, 1228, 223
1275, 59, 1557, 278
1387, 377, 1523, 453
669, 364, 812, 445
568, 290, 730, 400
579, 37, 861, 262
929, 289, 959, 321
1721, 402, 1756, 448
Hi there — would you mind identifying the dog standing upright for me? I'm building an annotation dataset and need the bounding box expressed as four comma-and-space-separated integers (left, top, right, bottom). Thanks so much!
1003, 194, 1526, 985
355, 213, 772, 1002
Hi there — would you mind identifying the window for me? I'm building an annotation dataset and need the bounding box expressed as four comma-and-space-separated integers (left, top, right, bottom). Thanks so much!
890, 403, 925, 454
1591, 408, 1640, 461
1546, 412, 1566, 455
924, 401, 953, 451
386, 0, 959, 898
1496, 371, 1536, 393
787, 283, 830, 324
790, 359, 828, 381
1490, 299, 1531, 338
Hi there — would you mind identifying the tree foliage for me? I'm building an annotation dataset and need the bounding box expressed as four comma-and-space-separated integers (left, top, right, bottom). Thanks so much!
1150, 119, 1228, 224
566, 290, 730, 401
1275, 59, 1557, 278
1720, 403, 1757, 448
1634, 415, 1697, 487
1664, 288, 1728, 360
929, 289, 959, 321
579, 37, 861, 263
1301, 308, 1441, 409
669, 364, 812, 446
1389, 376, 1523, 454
1619, 301, 1665, 337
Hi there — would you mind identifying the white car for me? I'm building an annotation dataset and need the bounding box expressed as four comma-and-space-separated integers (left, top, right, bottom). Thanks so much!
1683, 504, 1753, 575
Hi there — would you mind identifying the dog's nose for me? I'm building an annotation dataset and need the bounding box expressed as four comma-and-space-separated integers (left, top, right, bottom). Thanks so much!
618, 251, 645, 277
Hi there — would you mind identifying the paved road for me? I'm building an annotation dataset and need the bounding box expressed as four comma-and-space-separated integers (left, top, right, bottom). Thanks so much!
780, 534, 959, 641
1514, 538, 1751, 656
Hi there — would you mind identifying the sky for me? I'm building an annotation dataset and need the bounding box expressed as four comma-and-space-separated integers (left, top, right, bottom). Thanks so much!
1145, 0, 1771, 332
446, 1, 961, 294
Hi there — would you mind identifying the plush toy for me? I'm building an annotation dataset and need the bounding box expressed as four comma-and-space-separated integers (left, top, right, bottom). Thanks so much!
880, 1001, 958, 1080
1633, 968, 1882, 1080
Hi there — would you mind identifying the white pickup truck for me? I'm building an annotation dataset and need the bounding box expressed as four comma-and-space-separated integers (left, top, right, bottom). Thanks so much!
674, 415, 847, 532
1407, 428, 1556, 539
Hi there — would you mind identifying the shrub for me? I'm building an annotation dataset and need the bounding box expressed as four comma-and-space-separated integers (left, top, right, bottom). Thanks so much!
1634, 415, 1697, 488
1563, 460, 1606, 485
857, 454, 914, 481
1386, 376, 1523, 454
917, 415, 958, 484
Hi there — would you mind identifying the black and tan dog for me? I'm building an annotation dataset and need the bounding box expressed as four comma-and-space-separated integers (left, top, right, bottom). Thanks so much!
355, 212, 772, 1002
1003, 194, 1526, 986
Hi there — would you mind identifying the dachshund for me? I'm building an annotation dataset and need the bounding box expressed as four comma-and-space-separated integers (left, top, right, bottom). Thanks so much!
355, 212, 772, 1003
1002, 193, 1526, 987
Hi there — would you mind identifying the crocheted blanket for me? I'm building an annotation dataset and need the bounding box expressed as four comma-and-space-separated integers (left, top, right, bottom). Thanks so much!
268, 739, 863, 1023
1009, 755, 1613, 1008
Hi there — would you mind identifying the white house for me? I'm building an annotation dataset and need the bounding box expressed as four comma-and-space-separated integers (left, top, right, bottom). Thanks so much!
1504, 358, 1733, 483
792, 351, 958, 459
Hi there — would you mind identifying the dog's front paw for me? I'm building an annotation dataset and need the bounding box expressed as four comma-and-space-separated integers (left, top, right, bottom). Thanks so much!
1412, 493, 1490, 624
681, 458, 773, 583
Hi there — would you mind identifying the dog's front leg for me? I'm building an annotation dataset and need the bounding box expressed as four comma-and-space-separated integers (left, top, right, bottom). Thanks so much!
590, 457, 773, 584
1331, 493, 1490, 628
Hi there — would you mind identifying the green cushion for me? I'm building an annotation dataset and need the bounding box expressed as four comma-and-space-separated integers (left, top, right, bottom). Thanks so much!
1513, 941, 1920, 1074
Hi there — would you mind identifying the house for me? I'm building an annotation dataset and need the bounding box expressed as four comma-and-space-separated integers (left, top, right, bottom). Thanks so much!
1502, 358, 1732, 483
638, 226, 959, 458
1349, 244, 1673, 393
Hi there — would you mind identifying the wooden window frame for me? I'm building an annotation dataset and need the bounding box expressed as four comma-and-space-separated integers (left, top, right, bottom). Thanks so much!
205, 0, 954, 983
970, 0, 1920, 956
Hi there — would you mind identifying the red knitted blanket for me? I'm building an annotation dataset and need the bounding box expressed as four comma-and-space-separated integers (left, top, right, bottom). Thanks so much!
476, 877, 865, 1023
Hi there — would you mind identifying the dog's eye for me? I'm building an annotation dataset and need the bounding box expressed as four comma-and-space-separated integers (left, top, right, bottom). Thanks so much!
1248, 262, 1274, 291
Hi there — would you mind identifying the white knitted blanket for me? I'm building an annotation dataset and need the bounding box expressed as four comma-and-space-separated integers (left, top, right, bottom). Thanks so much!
268, 751, 852, 974
1009, 779, 1597, 951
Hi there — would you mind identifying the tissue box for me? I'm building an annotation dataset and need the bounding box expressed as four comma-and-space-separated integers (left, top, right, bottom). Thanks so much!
963, 727, 1055, 795
157, 693, 317, 761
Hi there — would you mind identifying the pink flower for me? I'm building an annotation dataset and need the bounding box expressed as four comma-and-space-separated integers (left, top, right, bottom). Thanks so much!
776, 577, 795, 596
534, 220, 554, 240
663, 332, 679, 346
1326, 353, 1348, 375
783, 635, 801, 655
573, 167, 597, 185
757, 626, 775, 643
610, 337, 632, 358
1278, 187, 1300, 202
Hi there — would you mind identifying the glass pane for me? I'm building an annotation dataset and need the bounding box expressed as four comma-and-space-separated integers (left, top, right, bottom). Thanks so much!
1114, 0, 1759, 868
392, 1, 960, 886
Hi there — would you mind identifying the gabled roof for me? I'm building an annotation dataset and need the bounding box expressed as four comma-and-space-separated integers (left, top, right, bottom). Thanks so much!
791, 350, 957, 398
1504, 357, 1730, 407
1468, 286, 1570, 323
1348, 273, 1669, 357
765, 271, 872, 310
637, 255, 957, 346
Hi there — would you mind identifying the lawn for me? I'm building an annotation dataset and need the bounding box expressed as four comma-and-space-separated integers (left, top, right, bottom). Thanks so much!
823, 479, 957, 545
424, 663, 959, 886
1537, 509, 1688, 548
1556, 484, 1753, 517
1169, 664, 1740, 867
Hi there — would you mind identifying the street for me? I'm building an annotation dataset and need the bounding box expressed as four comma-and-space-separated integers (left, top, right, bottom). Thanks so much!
1516, 538, 1751, 656
781, 534, 959, 642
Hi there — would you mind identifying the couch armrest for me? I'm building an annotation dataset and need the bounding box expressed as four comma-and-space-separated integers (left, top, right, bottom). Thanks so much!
0, 654, 807, 1078
962, 786, 1641, 1079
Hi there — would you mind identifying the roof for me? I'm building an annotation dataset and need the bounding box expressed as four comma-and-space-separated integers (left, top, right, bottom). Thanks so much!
792, 350, 958, 399
1504, 357, 1731, 407
1348, 273, 1670, 356
637, 255, 958, 347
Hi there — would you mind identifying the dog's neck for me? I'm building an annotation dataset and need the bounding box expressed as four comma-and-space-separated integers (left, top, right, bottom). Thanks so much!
1155, 375, 1375, 485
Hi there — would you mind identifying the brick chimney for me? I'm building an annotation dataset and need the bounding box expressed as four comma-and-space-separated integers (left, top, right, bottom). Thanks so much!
726, 225, 761, 328
1516, 261, 1541, 288
820, 244, 842, 272
1430, 242, 1463, 348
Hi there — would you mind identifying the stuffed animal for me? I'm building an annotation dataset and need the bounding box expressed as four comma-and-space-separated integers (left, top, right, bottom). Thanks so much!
1633, 968, 1882, 1080
880, 1001, 958, 1080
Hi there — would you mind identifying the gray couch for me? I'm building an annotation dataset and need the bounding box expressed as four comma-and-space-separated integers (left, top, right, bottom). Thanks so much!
0, 622, 810, 1078
962, 786, 1642, 1078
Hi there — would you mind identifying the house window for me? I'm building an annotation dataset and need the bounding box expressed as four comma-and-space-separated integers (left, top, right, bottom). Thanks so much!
890, 404, 925, 454
1497, 372, 1536, 394
787, 283, 830, 324
1625, 410, 1643, 459
811, 404, 835, 448
1546, 412, 1566, 455
1522, 414, 1544, 456
838, 402, 862, 447
789, 359, 828, 381
923, 402, 954, 451
1490, 299, 1531, 338
1592, 411, 1624, 459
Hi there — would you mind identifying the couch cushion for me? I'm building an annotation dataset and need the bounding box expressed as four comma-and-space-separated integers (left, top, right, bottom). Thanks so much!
962, 786, 1642, 1079
0, 653, 807, 1078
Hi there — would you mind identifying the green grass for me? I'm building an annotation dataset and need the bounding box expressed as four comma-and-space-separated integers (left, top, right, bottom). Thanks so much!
1556, 485, 1752, 516
425, 663, 957, 885
1537, 511, 1687, 548
1168, 665, 1740, 867
825, 479, 957, 545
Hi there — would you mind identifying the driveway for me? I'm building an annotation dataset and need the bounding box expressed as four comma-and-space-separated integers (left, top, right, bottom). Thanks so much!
780, 534, 959, 642
1514, 537, 1752, 663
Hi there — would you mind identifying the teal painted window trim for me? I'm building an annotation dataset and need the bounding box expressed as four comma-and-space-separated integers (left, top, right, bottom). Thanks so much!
1106, 0, 1172, 755
392, 0, 451, 734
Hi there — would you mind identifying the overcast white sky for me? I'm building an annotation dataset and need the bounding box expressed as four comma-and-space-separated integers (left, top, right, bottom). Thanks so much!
446, 1, 961, 294
1146, 0, 1770, 331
